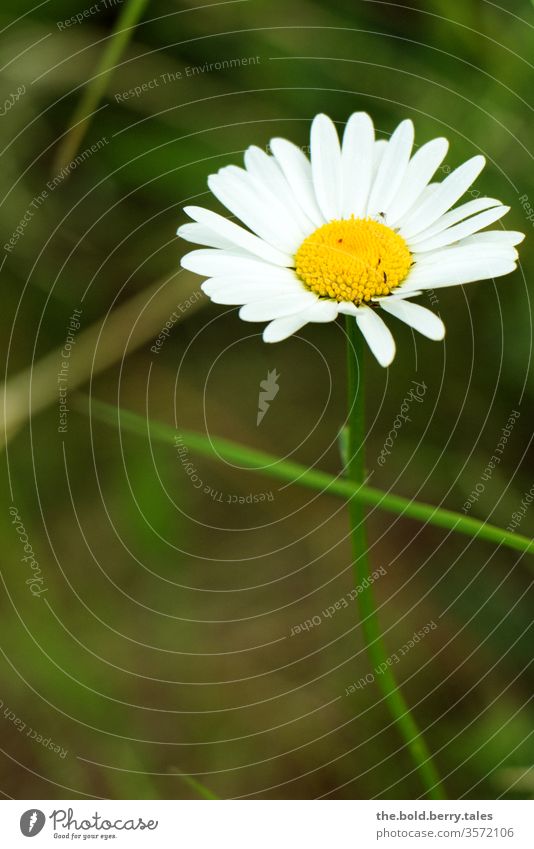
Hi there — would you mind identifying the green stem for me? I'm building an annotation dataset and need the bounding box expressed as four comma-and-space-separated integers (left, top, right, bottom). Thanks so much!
74, 395, 533, 559
53, 0, 149, 173
345, 316, 446, 799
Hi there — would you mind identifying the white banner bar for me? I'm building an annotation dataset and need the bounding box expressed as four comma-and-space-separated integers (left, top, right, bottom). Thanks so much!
1, 799, 532, 847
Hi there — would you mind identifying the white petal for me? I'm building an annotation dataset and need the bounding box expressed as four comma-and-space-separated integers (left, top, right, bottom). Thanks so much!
372, 139, 388, 178
412, 243, 518, 267
178, 222, 244, 252
202, 275, 303, 304
367, 120, 414, 217
239, 292, 318, 321
310, 114, 342, 220
341, 112, 375, 219
207, 169, 300, 254
263, 313, 310, 342
387, 137, 449, 224
403, 257, 517, 290
270, 138, 324, 226
337, 302, 361, 316
411, 205, 510, 252
374, 288, 424, 300
181, 249, 294, 278
399, 155, 486, 239
458, 230, 525, 248
379, 298, 445, 340
305, 299, 340, 322
183, 207, 293, 266
407, 197, 501, 246
262, 300, 339, 343
354, 307, 396, 367
203, 269, 302, 289
245, 145, 315, 234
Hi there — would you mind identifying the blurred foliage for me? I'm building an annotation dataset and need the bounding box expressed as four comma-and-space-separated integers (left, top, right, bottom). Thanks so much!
0, 0, 533, 800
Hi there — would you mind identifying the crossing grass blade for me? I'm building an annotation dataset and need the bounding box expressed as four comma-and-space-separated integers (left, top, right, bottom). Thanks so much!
53, 0, 149, 173
75, 395, 534, 560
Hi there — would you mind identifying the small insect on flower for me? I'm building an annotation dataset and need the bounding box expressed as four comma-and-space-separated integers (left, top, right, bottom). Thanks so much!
178, 113, 524, 366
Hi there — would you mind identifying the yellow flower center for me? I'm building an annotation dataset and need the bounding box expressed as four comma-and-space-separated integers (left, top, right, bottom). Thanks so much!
295, 217, 412, 304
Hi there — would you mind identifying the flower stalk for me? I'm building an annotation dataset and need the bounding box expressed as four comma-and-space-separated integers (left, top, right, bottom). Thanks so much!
344, 315, 446, 800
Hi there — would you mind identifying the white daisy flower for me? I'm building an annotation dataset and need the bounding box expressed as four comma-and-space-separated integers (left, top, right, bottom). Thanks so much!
178, 113, 524, 367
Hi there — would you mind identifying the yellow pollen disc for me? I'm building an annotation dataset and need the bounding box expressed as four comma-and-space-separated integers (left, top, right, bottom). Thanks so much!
295, 217, 412, 304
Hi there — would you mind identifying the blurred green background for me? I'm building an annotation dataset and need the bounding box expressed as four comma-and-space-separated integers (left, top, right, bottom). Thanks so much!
0, 0, 533, 800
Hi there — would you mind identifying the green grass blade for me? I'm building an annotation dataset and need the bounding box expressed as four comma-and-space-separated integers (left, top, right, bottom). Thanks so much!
173, 772, 219, 800
53, 0, 149, 172
76, 396, 534, 559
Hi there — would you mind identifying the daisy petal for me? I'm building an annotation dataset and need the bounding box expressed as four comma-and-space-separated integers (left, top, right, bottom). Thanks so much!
243, 146, 315, 235
183, 206, 293, 266
387, 137, 449, 224
207, 169, 300, 254
399, 155, 486, 239
411, 205, 510, 253
403, 257, 517, 290
306, 299, 340, 322
262, 300, 339, 343
459, 230, 525, 248
239, 292, 318, 321
310, 114, 342, 220
412, 243, 518, 267
178, 222, 252, 252
407, 197, 501, 246
372, 139, 388, 179
270, 138, 324, 226
181, 249, 295, 278
367, 119, 414, 217
202, 275, 304, 304
379, 298, 445, 340
341, 112, 375, 219
354, 307, 396, 367
263, 313, 310, 342
243, 147, 316, 232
